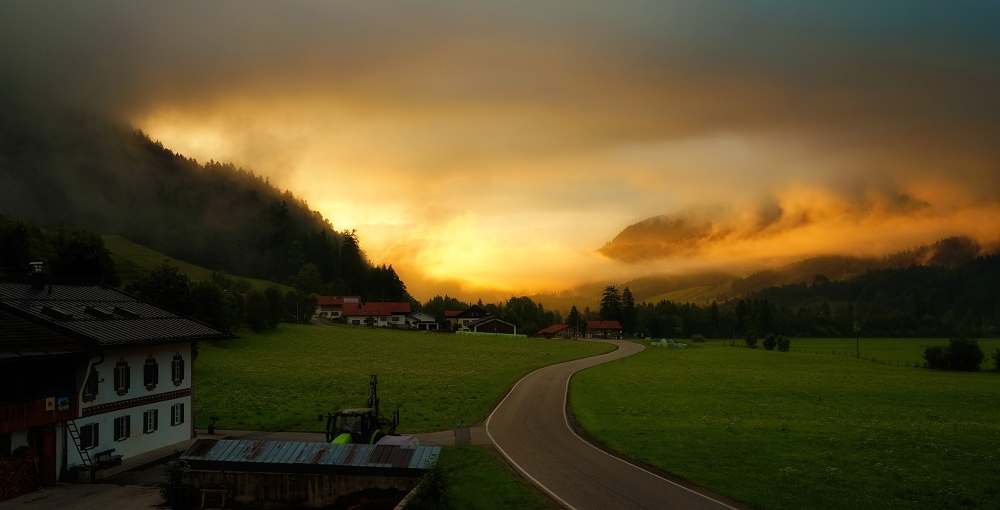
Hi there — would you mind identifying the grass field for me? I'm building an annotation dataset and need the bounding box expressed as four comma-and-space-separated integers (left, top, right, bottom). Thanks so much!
781, 338, 1000, 371
571, 341, 1000, 510
194, 324, 614, 433
103, 234, 291, 292
418, 446, 556, 510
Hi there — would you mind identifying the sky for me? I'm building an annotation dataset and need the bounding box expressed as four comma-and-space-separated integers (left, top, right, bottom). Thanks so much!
2, 1, 999, 300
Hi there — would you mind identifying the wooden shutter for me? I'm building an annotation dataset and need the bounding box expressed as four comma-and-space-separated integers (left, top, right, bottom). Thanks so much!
170, 405, 176, 426
80, 424, 93, 449
153, 409, 158, 430
179, 403, 184, 424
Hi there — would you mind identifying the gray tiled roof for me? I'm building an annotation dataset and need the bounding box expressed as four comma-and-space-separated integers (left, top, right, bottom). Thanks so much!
0, 282, 234, 348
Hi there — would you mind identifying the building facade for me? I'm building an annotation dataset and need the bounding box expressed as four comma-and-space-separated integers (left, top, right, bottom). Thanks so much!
0, 280, 232, 490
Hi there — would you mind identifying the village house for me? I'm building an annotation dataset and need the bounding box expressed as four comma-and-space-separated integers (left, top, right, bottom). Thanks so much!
0, 277, 232, 493
444, 305, 490, 331
468, 316, 517, 335
405, 311, 440, 331
342, 302, 412, 327
313, 295, 360, 319
585, 320, 623, 339
536, 324, 576, 339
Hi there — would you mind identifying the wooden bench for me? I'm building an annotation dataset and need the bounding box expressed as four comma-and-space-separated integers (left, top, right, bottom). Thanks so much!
93, 448, 123, 468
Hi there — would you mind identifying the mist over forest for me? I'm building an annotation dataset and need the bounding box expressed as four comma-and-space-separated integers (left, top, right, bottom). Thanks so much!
0, 97, 408, 301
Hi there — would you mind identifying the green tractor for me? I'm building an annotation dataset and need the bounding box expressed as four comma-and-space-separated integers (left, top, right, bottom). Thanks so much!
321, 375, 401, 444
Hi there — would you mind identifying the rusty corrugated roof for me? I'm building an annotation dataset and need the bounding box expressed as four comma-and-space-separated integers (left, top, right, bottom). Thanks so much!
179, 439, 439, 477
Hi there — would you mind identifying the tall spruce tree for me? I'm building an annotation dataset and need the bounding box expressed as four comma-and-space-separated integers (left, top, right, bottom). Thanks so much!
621, 287, 636, 334
600, 286, 623, 322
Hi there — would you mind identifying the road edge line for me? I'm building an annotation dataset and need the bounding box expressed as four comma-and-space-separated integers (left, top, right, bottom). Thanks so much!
561, 343, 744, 510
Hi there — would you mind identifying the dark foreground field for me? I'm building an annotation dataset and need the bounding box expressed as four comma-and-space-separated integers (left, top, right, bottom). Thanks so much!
571, 341, 1000, 510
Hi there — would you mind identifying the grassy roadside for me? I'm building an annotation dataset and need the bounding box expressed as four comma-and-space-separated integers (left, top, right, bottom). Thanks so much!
194, 324, 614, 433
571, 341, 1000, 510
409, 446, 557, 510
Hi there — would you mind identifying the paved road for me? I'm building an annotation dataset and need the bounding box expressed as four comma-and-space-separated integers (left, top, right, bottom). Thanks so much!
486, 340, 744, 510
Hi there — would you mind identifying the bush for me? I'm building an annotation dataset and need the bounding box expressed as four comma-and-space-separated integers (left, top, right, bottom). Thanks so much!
776, 335, 791, 352
762, 333, 777, 351
159, 460, 188, 500
946, 337, 985, 371
923, 345, 949, 369
744, 331, 758, 349
406, 459, 450, 510
691, 334, 706, 343
924, 337, 986, 371
993, 348, 1000, 372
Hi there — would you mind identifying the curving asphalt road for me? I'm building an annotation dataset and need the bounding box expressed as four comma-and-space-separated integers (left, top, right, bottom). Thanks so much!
486, 339, 744, 510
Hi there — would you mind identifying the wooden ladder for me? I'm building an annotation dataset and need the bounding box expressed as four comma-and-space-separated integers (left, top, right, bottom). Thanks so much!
66, 420, 93, 468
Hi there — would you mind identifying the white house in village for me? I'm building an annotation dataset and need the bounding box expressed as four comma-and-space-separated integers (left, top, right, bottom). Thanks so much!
0, 277, 232, 490
342, 301, 411, 328
405, 311, 439, 331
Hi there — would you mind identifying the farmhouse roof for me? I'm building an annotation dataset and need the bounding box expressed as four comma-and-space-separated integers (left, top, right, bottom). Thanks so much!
0, 309, 93, 361
455, 305, 489, 318
468, 316, 514, 328
342, 302, 412, 316
537, 324, 572, 335
444, 310, 463, 317
585, 320, 622, 330
315, 295, 360, 306
0, 282, 235, 349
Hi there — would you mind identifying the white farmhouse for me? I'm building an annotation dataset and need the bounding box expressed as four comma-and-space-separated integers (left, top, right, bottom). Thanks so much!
0, 279, 233, 491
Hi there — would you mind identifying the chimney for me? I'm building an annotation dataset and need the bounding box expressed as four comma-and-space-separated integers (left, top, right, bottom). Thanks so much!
29, 262, 45, 290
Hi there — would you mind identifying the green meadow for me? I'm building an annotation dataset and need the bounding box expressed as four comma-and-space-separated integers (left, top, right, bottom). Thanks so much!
782, 338, 1000, 371
194, 324, 613, 433
571, 341, 1000, 510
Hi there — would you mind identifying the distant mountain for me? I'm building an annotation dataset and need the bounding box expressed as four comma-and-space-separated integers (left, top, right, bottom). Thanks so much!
0, 99, 408, 300
534, 236, 996, 313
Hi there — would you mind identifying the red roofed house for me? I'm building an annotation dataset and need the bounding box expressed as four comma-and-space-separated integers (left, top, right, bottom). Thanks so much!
585, 320, 623, 339
313, 296, 360, 319
343, 302, 412, 328
536, 324, 577, 339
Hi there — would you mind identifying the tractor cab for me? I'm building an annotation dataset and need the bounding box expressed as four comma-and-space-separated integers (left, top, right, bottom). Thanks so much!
330, 408, 385, 444
321, 375, 400, 444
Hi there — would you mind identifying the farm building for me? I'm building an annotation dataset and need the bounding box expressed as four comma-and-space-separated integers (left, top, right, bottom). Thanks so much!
405, 311, 439, 331
446, 305, 490, 332
342, 302, 412, 327
536, 324, 576, 339
313, 296, 360, 318
0, 276, 232, 494
469, 316, 517, 335
585, 320, 623, 339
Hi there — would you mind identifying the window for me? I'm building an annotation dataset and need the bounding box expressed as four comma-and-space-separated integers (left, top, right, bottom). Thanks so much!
113, 415, 131, 442
144, 355, 158, 390
142, 409, 158, 434
170, 403, 185, 426
172, 353, 185, 387
79, 423, 99, 450
114, 358, 130, 396
392, 316, 400, 322
83, 366, 99, 402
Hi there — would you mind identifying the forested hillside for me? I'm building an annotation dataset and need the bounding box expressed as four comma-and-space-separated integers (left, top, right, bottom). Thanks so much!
0, 100, 407, 301
605, 251, 1000, 340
